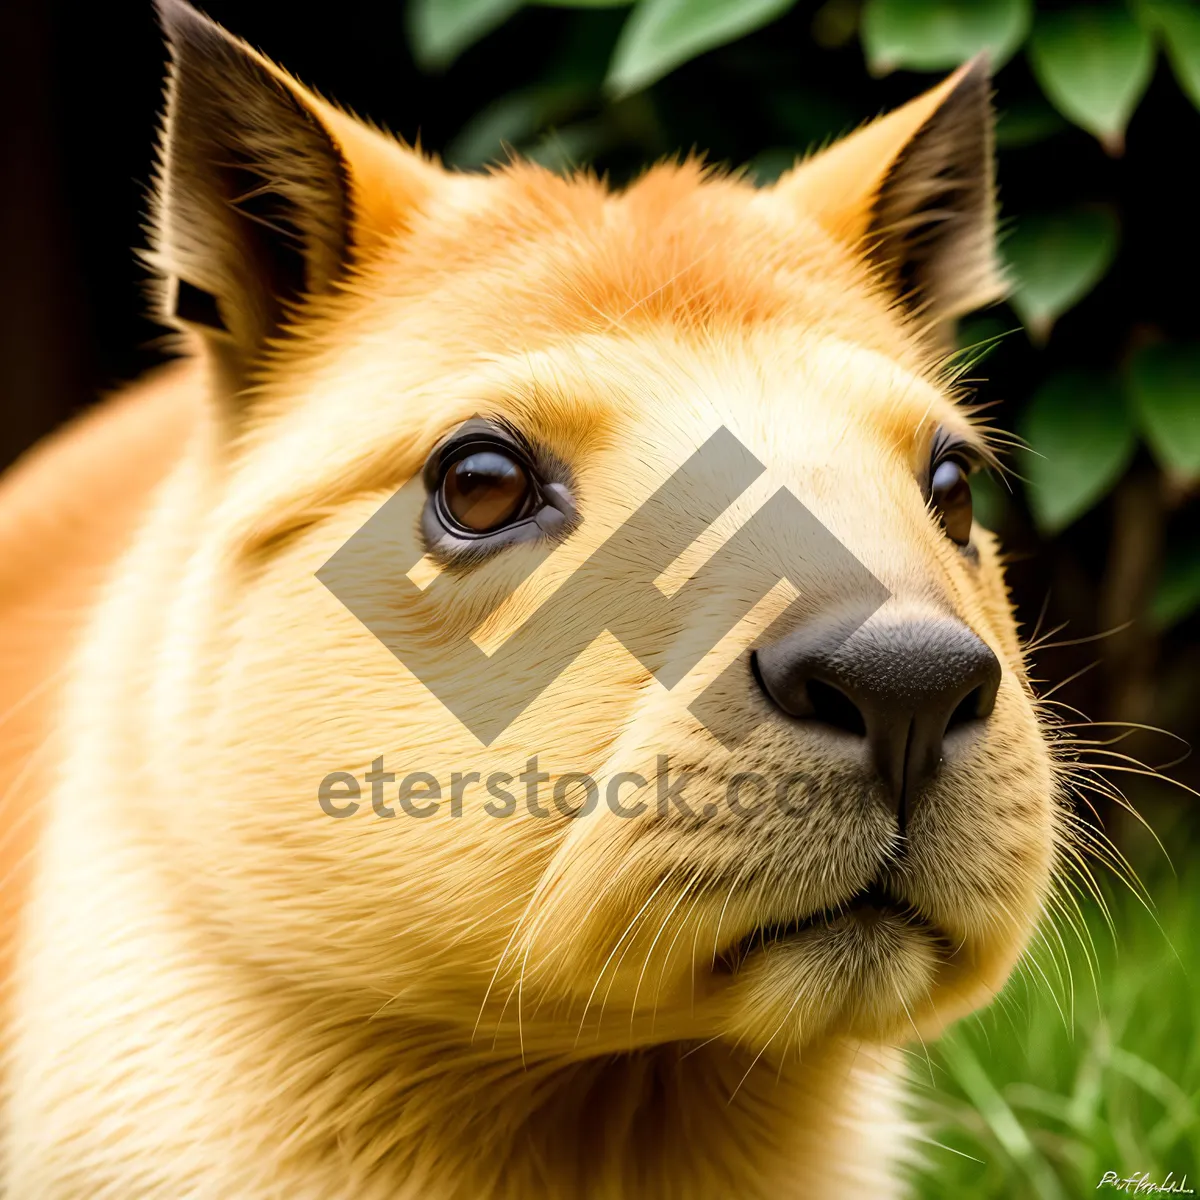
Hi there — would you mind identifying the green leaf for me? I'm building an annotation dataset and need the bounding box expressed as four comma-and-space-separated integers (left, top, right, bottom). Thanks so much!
407, 0, 524, 71
1152, 541, 1200, 629
1028, 8, 1155, 154
1129, 344, 1200, 478
1139, 0, 1200, 109
1020, 372, 1137, 534
532, 0, 633, 6
1004, 209, 1119, 344
860, 0, 1031, 75
605, 0, 796, 97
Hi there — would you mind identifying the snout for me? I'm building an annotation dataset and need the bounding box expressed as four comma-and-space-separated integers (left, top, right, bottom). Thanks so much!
752, 608, 1001, 828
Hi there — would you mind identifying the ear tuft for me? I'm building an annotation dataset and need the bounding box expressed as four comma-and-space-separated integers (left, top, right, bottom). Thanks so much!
868, 56, 1005, 333
152, 0, 353, 381
773, 57, 1005, 346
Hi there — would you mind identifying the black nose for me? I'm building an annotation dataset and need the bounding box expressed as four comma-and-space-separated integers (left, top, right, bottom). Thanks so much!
753, 614, 1001, 824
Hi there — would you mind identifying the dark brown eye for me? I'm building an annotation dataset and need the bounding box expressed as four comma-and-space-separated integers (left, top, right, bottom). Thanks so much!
441, 450, 531, 533
931, 457, 973, 546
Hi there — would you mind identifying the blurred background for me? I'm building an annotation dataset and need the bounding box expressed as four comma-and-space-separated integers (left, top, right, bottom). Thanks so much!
1, 1, 1197, 1193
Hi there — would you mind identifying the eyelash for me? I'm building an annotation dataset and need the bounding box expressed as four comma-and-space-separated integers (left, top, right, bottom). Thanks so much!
928, 431, 980, 485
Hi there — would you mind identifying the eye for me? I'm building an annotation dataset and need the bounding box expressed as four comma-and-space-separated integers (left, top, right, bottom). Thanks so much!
930, 456, 973, 546
440, 448, 533, 534
421, 419, 579, 562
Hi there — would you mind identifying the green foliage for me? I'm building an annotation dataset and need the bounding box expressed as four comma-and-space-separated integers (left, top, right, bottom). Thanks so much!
910, 870, 1200, 1197
606, 0, 796, 96
407, 0, 523, 70
861, 0, 1031, 74
1028, 7, 1156, 154
1004, 209, 1120, 344
1021, 374, 1138, 534
1140, 0, 1200, 107
1129, 344, 1200, 478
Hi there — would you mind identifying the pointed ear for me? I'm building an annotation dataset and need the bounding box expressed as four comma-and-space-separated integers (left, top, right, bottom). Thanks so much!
773, 58, 1003, 344
151, 0, 441, 389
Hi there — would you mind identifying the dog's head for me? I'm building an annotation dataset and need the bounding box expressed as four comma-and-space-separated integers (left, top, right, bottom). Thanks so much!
145, 0, 1058, 1063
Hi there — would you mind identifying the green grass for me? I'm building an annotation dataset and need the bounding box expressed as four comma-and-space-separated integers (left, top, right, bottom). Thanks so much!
910, 859, 1200, 1199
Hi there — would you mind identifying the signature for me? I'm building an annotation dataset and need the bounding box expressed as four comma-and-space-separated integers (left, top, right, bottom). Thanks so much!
1098, 1172, 1195, 1195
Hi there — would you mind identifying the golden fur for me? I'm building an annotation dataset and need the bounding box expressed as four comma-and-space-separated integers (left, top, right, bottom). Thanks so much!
0, 5, 1058, 1195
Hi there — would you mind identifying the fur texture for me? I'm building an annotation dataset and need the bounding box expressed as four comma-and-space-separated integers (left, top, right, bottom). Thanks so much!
0, 4, 1059, 1196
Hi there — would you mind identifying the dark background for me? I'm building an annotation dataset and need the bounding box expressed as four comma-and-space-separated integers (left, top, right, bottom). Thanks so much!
2, 0, 1197, 853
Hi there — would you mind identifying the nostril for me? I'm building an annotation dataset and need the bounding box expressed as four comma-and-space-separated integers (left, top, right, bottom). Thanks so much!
947, 685, 984, 730
805, 679, 867, 737
751, 651, 870, 735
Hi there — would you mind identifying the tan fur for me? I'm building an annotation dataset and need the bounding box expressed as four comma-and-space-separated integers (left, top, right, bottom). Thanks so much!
0, 366, 198, 990
0, 10, 1058, 1196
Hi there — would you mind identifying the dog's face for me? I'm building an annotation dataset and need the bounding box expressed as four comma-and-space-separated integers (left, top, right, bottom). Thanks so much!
147, 1, 1057, 1063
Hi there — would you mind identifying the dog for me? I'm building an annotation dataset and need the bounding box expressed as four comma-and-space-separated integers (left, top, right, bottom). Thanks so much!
0, 2, 1060, 1194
